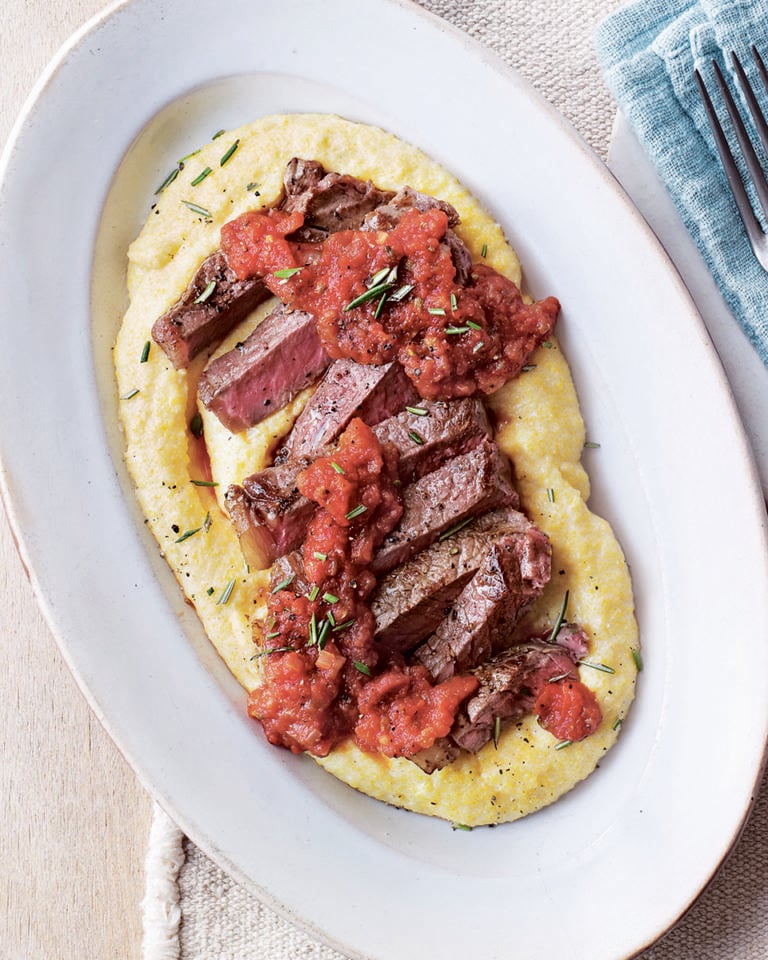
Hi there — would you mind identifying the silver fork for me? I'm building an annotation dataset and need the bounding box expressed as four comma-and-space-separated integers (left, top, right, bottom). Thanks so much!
695, 47, 768, 271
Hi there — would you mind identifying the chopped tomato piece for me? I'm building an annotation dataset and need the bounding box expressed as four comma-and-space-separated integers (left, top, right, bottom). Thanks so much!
534, 679, 602, 742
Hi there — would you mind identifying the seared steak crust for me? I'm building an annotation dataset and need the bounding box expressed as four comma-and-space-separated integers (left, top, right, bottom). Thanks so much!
371, 505, 536, 652
281, 359, 418, 461
413, 524, 551, 682
370, 438, 518, 575
152, 251, 270, 369
451, 631, 589, 753
280, 158, 395, 241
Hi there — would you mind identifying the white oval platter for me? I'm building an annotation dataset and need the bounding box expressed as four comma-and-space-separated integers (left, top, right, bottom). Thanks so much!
1, 1, 767, 958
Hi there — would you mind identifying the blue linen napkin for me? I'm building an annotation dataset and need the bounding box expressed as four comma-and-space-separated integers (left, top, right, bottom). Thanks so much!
595, 0, 768, 366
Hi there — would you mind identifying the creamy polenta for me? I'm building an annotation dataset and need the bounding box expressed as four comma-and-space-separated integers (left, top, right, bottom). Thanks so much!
115, 114, 638, 826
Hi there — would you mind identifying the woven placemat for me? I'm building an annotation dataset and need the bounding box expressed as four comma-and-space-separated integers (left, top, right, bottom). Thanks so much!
141, 1, 768, 957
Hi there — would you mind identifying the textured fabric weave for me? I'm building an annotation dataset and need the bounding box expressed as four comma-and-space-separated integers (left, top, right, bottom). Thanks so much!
142, 2, 768, 959
595, 0, 768, 365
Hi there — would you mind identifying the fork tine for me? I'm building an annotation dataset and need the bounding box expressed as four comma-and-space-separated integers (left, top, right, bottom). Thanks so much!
695, 66, 764, 246
712, 57, 768, 222
731, 51, 768, 185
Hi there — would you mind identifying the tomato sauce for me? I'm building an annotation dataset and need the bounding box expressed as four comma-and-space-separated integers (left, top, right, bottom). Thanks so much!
220, 206, 559, 399
247, 418, 480, 757
534, 679, 602, 743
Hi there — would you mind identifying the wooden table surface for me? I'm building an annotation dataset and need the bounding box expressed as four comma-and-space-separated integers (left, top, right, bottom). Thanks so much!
1, 3, 152, 958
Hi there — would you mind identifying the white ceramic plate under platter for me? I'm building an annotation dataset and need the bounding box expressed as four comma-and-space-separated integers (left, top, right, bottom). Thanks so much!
2, 2, 768, 958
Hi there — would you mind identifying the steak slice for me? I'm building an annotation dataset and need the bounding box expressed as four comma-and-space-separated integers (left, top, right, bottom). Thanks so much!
450, 631, 589, 754
198, 304, 330, 432
280, 159, 395, 242
371, 506, 537, 652
151, 251, 270, 369
280, 359, 418, 460
408, 628, 589, 772
233, 397, 491, 567
413, 524, 552, 682
370, 438, 518, 576
225, 484, 279, 570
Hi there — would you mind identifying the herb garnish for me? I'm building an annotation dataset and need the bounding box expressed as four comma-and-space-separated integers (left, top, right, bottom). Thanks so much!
493, 716, 501, 749
631, 648, 643, 671
472, 341, 485, 353
438, 517, 472, 542
333, 618, 355, 632
451, 822, 472, 831
428, 307, 446, 316
140, 340, 151, 363
181, 200, 213, 219
251, 645, 294, 659
353, 661, 372, 676
547, 590, 569, 644
175, 527, 201, 543
345, 504, 367, 520
322, 592, 339, 604
584, 441, 601, 449
408, 430, 425, 445
313, 551, 328, 561
217, 578, 236, 605
481, 243, 488, 258
190, 412, 203, 437
270, 573, 295, 594
120, 388, 140, 400
405, 406, 429, 417
211, 129, 225, 140
466, 320, 482, 331
154, 167, 179, 195
555, 740, 573, 751
344, 281, 394, 311
191, 166, 212, 186
577, 660, 616, 675
219, 139, 240, 166
274, 267, 302, 280
194, 280, 217, 304
388, 283, 414, 302
547, 488, 555, 503
308, 585, 320, 602
331, 461, 345, 474
445, 326, 469, 335
190, 478, 218, 487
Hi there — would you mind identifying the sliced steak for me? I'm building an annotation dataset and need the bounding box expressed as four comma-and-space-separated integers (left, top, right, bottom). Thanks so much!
450, 632, 588, 754
225, 484, 279, 571
152, 251, 270, 369
376, 397, 490, 484
409, 628, 589, 771
280, 359, 418, 460
268, 551, 310, 596
413, 524, 551, 682
239, 456, 315, 560
280, 159, 395, 242
233, 397, 491, 566
362, 186, 461, 231
370, 438, 518, 576
198, 304, 330, 432
371, 506, 536, 652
